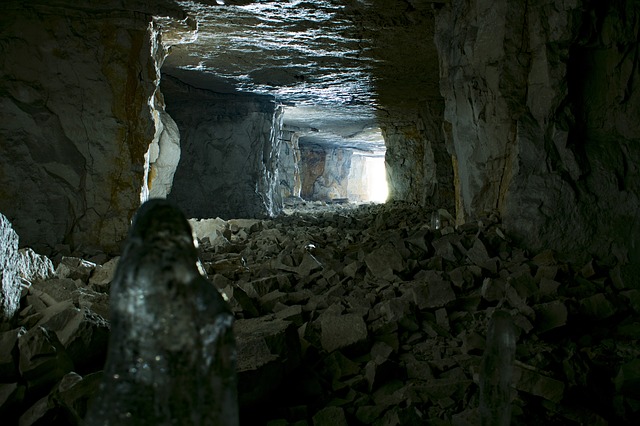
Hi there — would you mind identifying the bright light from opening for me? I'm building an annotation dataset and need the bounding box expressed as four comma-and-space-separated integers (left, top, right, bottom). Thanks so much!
366, 156, 388, 203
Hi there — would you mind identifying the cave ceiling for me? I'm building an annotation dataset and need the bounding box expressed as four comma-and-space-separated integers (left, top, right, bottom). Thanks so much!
156, 0, 439, 152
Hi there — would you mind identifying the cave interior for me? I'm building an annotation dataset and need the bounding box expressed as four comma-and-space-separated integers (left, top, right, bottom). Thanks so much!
1, 0, 640, 424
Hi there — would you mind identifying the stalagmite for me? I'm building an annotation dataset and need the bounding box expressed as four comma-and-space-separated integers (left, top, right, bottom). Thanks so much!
85, 200, 238, 426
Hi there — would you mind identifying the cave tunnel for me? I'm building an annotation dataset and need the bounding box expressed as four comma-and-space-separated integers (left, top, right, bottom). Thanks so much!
1, 0, 640, 424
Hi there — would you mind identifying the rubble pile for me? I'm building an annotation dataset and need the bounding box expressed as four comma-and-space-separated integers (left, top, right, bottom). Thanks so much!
1, 202, 639, 425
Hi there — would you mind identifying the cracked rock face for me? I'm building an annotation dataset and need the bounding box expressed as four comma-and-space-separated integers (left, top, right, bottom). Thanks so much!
0, 0, 638, 285
435, 0, 640, 280
0, 1, 184, 254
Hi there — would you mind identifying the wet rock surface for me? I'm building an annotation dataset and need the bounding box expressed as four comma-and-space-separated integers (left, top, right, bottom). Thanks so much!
1, 202, 639, 425
85, 199, 238, 425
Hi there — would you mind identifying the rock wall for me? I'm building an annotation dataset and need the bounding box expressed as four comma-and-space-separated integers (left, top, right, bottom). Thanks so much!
346, 154, 369, 202
348, 0, 455, 210
435, 0, 640, 283
299, 146, 353, 202
141, 28, 181, 202
0, 1, 183, 255
380, 104, 454, 209
278, 131, 302, 200
163, 75, 284, 219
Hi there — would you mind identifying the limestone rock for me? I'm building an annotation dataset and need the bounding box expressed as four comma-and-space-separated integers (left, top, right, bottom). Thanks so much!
18, 326, 74, 393
0, 382, 26, 415
18, 371, 102, 426
312, 406, 348, 426
235, 316, 301, 407
615, 359, 640, 399
2, 202, 638, 424
55, 257, 96, 282
1, 213, 21, 321
163, 73, 284, 219
0, 3, 184, 254
16, 248, 54, 283
87, 257, 120, 293
319, 313, 368, 354
35, 301, 110, 372
435, 0, 640, 283
512, 364, 564, 403
0, 327, 25, 379
189, 217, 229, 243
533, 301, 568, 333
365, 243, 404, 280
145, 110, 181, 200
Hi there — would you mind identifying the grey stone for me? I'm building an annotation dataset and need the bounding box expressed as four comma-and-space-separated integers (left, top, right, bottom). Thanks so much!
259, 290, 288, 313
467, 239, 497, 274
579, 293, 616, 319
232, 286, 261, 318
371, 297, 413, 328
18, 395, 49, 426
235, 315, 301, 407
615, 359, 640, 398
30, 278, 81, 307
35, 301, 110, 371
481, 278, 507, 302
71, 287, 110, 321
297, 252, 323, 276
319, 313, 368, 353
425, 280, 456, 309
18, 326, 74, 392
0, 4, 182, 254
54, 371, 103, 423
400, 352, 433, 381
18, 371, 102, 426
87, 256, 120, 293
431, 236, 459, 263
55, 257, 96, 283
0, 382, 26, 414
275, 304, 304, 326
365, 244, 404, 281
312, 406, 348, 426
240, 275, 283, 299
533, 301, 568, 333
1, 212, 21, 322
621, 290, 640, 313
322, 351, 362, 383
512, 365, 564, 403
0, 327, 25, 379
164, 75, 284, 220
539, 278, 561, 299
17, 248, 54, 283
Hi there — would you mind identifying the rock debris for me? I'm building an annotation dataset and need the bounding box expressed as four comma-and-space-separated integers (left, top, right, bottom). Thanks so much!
1, 202, 638, 425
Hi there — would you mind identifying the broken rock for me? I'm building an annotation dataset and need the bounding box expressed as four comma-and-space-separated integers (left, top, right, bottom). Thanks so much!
319, 313, 368, 353
17, 248, 55, 282
1, 212, 21, 321
235, 315, 301, 406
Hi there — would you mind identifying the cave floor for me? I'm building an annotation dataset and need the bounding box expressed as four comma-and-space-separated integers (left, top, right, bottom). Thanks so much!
5, 201, 639, 425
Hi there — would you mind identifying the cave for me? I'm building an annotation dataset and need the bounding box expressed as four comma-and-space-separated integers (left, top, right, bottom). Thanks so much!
1, 0, 639, 424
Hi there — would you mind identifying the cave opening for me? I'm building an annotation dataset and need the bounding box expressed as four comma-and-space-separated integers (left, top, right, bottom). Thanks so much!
281, 106, 388, 206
